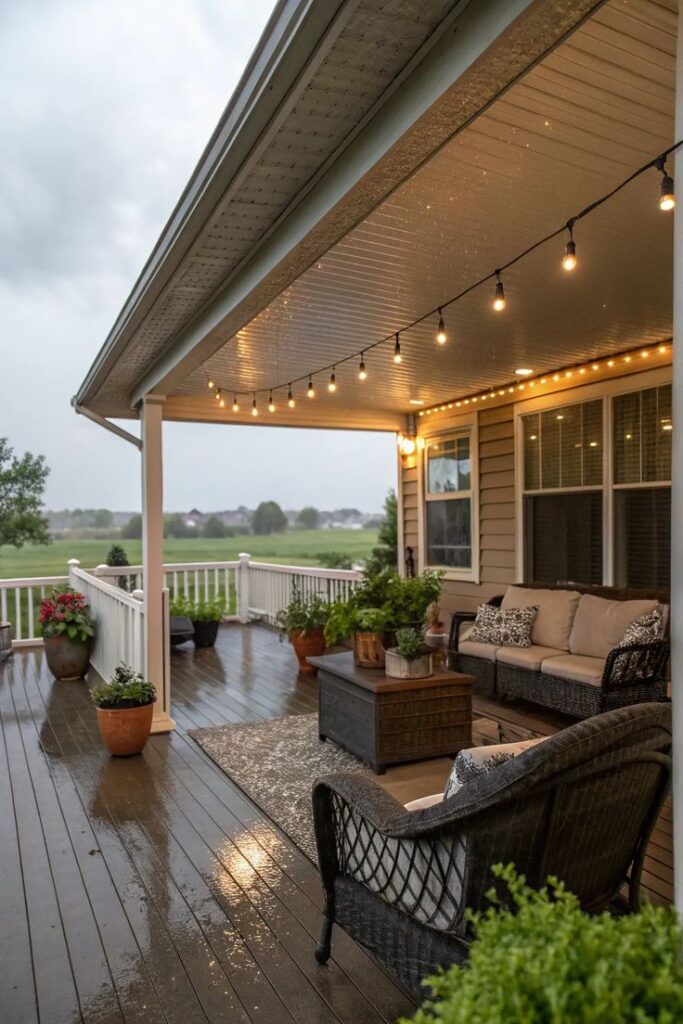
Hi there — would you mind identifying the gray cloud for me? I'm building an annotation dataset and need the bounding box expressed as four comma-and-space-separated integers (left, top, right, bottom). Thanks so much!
0, 0, 396, 512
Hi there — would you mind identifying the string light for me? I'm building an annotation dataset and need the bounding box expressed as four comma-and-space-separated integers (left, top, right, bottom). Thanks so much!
328, 368, 337, 392
268, 392, 276, 412
436, 309, 447, 344
287, 386, 295, 408
251, 394, 258, 417
307, 376, 315, 398
493, 271, 506, 312
205, 142, 680, 408
562, 222, 577, 271
657, 156, 675, 211
214, 388, 222, 402
219, 396, 225, 408
232, 395, 239, 412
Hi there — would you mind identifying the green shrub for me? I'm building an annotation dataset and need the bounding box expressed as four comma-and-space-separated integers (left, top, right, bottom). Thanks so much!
316, 550, 354, 570
324, 570, 444, 645
91, 664, 156, 709
395, 626, 423, 659
170, 595, 226, 622
401, 865, 683, 1024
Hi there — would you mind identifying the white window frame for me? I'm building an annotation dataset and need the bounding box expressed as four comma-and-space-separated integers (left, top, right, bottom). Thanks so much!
418, 419, 480, 583
514, 365, 672, 585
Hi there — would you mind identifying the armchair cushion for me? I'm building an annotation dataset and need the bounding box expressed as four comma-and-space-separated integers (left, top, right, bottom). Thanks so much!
568, 594, 658, 659
496, 644, 565, 671
444, 736, 547, 799
470, 603, 537, 647
541, 653, 605, 687
501, 586, 580, 650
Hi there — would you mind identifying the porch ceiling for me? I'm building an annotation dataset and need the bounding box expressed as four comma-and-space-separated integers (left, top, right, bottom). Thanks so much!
175, 0, 676, 423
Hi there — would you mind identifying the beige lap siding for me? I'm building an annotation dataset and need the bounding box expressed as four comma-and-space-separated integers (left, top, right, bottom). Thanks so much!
409, 403, 516, 617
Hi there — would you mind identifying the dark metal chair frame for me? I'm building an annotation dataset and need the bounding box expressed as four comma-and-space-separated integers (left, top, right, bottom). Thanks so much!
312, 703, 672, 999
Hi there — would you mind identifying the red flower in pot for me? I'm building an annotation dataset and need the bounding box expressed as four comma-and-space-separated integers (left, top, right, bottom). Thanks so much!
39, 589, 96, 681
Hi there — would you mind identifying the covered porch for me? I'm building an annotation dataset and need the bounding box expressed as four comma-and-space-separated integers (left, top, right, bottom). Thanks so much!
1, 621, 672, 1021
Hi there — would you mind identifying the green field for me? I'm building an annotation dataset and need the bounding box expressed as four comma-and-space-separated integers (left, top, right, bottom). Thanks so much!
0, 530, 379, 580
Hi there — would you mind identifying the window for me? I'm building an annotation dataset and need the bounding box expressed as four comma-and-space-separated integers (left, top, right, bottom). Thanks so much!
521, 400, 603, 585
520, 379, 672, 590
424, 433, 474, 572
613, 384, 671, 588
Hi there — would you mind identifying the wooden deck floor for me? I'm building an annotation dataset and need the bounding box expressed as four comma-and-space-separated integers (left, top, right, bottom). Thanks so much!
0, 624, 673, 1023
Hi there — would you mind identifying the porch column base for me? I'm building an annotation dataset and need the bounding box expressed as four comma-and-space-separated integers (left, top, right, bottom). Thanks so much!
151, 712, 176, 734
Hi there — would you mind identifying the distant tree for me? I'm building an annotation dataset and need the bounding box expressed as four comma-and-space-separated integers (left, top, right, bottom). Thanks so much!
316, 551, 353, 570
202, 515, 227, 539
121, 513, 143, 540
334, 507, 361, 520
167, 514, 198, 539
0, 438, 50, 550
364, 489, 398, 575
106, 544, 131, 591
252, 501, 288, 535
94, 508, 114, 529
297, 505, 320, 530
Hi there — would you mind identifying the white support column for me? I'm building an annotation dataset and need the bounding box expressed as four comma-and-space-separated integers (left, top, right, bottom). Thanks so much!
672, 10, 683, 913
238, 552, 251, 624
141, 397, 175, 733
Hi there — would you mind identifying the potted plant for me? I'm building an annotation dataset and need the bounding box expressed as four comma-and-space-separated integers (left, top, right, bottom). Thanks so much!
385, 626, 433, 679
39, 589, 96, 680
401, 864, 683, 1023
325, 600, 391, 667
423, 602, 449, 650
274, 586, 330, 675
170, 595, 226, 648
90, 663, 156, 756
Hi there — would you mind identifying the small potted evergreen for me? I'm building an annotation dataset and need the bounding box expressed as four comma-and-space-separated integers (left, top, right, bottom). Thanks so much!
385, 626, 433, 679
39, 589, 96, 680
91, 663, 156, 756
275, 585, 330, 675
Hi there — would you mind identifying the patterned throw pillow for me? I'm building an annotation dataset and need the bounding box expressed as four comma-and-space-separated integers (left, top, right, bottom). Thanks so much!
469, 604, 538, 648
618, 607, 665, 648
443, 736, 547, 799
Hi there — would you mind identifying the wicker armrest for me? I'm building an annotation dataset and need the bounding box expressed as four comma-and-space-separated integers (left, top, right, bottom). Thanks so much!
602, 639, 670, 692
448, 611, 476, 653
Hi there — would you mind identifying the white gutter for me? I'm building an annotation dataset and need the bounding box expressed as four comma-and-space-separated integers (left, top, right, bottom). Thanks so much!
71, 399, 142, 450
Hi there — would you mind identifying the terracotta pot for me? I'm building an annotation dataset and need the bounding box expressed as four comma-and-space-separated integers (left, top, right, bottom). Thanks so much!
290, 627, 326, 675
353, 631, 385, 668
43, 635, 92, 681
96, 702, 154, 756
192, 619, 220, 648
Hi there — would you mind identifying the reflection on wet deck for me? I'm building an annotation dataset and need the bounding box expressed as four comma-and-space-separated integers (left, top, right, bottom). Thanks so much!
0, 626, 415, 1024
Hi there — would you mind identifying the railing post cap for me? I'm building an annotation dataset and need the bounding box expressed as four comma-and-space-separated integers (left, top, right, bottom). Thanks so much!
131, 589, 144, 601
94, 564, 108, 574
67, 558, 80, 567
238, 552, 251, 563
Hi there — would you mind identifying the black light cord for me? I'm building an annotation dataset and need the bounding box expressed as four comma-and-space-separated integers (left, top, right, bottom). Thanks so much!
209, 139, 682, 401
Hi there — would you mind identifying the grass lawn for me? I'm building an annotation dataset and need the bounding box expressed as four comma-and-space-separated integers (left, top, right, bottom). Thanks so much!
0, 530, 379, 580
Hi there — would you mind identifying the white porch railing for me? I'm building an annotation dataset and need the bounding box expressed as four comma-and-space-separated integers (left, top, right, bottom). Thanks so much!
3, 554, 363, 652
0, 575, 69, 645
69, 562, 147, 680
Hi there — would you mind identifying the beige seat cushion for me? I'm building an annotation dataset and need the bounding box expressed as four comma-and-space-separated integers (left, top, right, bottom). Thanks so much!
541, 653, 606, 687
496, 645, 565, 671
569, 594, 659, 659
459, 639, 499, 662
501, 586, 580, 650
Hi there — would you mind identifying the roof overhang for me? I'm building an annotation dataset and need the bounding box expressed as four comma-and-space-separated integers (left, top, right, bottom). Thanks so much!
75, 0, 606, 424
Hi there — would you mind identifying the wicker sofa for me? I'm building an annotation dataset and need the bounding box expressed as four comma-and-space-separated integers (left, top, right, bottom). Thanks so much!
448, 583, 669, 719
312, 703, 672, 999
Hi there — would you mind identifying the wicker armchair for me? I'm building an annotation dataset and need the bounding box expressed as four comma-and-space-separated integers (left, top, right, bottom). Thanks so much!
312, 703, 671, 999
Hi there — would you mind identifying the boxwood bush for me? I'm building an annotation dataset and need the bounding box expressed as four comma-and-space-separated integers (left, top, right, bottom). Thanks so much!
402, 865, 683, 1024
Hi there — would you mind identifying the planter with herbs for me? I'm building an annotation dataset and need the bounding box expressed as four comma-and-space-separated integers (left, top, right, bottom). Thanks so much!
274, 586, 330, 675
39, 589, 96, 680
171, 596, 226, 648
385, 626, 433, 679
91, 664, 156, 756
325, 570, 444, 669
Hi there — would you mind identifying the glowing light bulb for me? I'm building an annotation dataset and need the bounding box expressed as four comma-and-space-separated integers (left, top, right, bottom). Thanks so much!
493, 274, 506, 312
562, 239, 577, 271
287, 387, 295, 408
214, 388, 221, 402
436, 309, 447, 344
328, 370, 336, 393
660, 174, 675, 211
219, 397, 225, 408
307, 377, 315, 398
251, 396, 258, 417
393, 334, 402, 364
268, 393, 275, 412
232, 396, 239, 412
207, 379, 214, 390
358, 354, 367, 381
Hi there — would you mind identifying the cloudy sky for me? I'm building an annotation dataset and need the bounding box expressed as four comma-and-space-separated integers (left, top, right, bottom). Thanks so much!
0, 0, 395, 513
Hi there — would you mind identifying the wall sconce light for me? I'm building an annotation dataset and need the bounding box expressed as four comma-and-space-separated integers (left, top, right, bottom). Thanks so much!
397, 433, 417, 457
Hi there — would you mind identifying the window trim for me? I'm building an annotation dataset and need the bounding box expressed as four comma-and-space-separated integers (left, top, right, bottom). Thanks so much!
514, 365, 672, 585
418, 419, 480, 583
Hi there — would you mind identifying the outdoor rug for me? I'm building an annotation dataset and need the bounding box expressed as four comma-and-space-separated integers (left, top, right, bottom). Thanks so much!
189, 712, 371, 861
